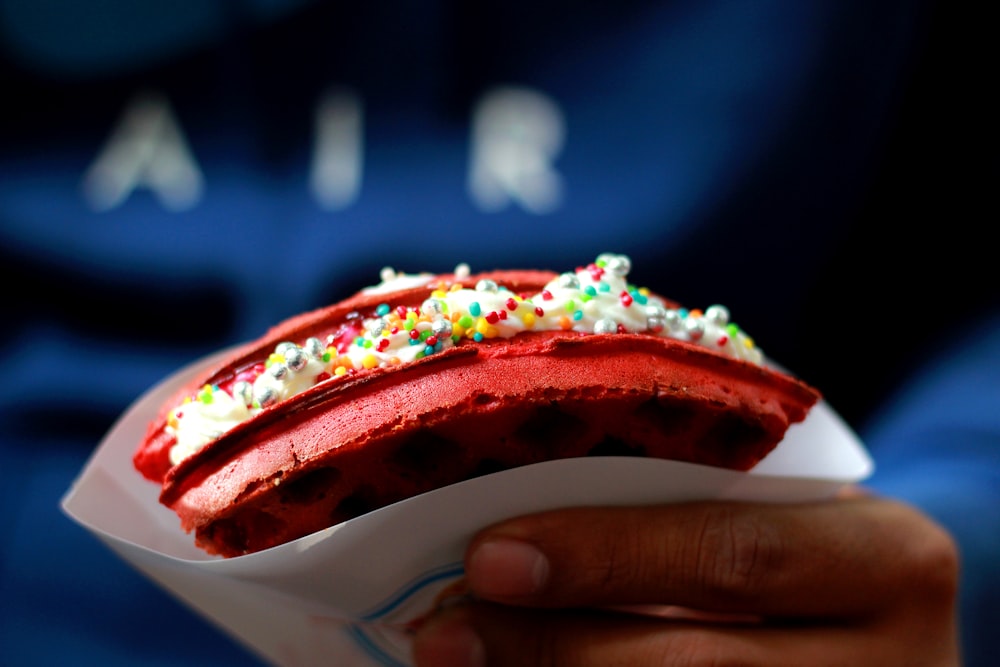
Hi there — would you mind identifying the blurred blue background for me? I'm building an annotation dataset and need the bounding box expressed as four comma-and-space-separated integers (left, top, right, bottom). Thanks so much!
2, 1, 996, 664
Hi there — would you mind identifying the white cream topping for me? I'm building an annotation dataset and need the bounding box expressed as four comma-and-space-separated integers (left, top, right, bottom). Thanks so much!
166, 254, 763, 463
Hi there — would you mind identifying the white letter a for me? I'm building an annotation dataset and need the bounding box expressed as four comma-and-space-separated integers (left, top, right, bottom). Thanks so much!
82, 91, 204, 212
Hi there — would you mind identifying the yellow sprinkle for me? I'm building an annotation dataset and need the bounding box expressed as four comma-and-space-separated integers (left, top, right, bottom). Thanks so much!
267, 352, 285, 366
362, 354, 378, 369
638, 287, 650, 296
453, 323, 466, 338
476, 317, 490, 334
450, 283, 463, 292
523, 312, 536, 328
334, 366, 348, 376
432, 289, 447, 298
743, 337, 755, 349
182, 396, 192, 405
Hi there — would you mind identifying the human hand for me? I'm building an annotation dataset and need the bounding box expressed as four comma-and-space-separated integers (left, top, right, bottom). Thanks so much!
412, 491, 960, 666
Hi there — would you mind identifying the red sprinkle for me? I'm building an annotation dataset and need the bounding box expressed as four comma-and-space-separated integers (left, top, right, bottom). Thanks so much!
716, 335, 729, 346
620, 292, 633, 307
541, 290, 553, 301
426, 335, 438, 346
396, 306, 408, 318
315, 372, 331, 383
377, 338, 391, 351
505, 297, 518, 311
409, 330, 420, 340
534, 306, 545, 317
617, 323, 628, 334
390, 326, 400, 334
485, 311, 500, 324
499, 310, 508, 320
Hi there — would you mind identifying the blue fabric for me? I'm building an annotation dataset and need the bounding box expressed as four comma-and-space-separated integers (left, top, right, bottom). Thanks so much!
1, 0, 995, 664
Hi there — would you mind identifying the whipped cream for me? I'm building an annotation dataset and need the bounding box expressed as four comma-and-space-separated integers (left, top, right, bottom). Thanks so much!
166, 254, 763, 464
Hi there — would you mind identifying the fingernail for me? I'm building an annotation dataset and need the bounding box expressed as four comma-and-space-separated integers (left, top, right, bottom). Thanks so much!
412, 617, 485, 667
468, 539, 549, 598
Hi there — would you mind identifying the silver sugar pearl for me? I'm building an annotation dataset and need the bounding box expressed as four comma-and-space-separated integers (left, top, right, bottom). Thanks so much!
647, 316, 665, 333
663, 310, 683, 332
431, 318, 453, 337
421, 298, 445, 316
645, 303, 667, 320
232, 381, 253, 406
269, 363, 289, 380
704, 305, 730, 326
684, 318, 705, 341
304, 337, 325, 359
275, 341, 297, 355
285, 347, 309, 372
594, 318, 618, 334
557, 272, 580, 289
368, 318, 388, 338
257, 388, 279, 408
475, 279, 499, 293
601, 254, 631, 277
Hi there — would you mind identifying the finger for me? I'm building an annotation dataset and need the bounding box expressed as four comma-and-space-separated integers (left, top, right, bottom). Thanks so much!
462, 496, 958, 618
411, 601, 931, 667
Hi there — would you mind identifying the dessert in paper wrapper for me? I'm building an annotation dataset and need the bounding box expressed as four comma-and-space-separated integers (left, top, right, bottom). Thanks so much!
62, 253, 872, 666
133, 254, 820, 558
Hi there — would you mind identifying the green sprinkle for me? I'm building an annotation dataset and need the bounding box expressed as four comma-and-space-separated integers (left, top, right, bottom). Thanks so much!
726, 323, 740, 336
565, 299, 576, 312
458, 315, 474, 328
403, 319, 416, 331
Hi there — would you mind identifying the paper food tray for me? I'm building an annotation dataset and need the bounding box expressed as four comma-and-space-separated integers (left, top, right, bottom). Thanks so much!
62, 350, 873, 666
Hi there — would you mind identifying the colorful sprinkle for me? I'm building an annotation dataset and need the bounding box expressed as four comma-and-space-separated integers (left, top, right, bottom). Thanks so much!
166, 253, 766, 462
